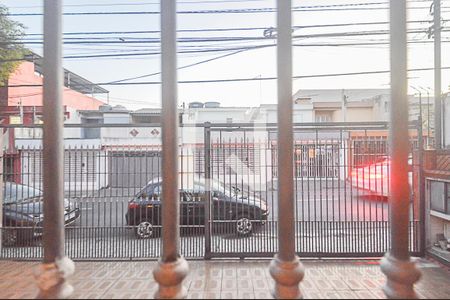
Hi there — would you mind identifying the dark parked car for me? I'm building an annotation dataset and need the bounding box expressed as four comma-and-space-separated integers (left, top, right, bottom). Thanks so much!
2, 182, 80, 246
125, 177, 269, 238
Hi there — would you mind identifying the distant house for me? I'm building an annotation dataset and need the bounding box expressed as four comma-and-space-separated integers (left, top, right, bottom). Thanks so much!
293, 89, 391, 123
0, 53, 108, 183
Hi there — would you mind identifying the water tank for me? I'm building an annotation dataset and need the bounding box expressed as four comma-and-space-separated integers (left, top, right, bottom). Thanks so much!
99, 104, 112, 112
204, 101, 220, 108
189, 101, 204, 108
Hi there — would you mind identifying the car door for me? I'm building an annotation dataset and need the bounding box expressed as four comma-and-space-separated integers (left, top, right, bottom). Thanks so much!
180, 190, 195, 226
188, 183, 206, 226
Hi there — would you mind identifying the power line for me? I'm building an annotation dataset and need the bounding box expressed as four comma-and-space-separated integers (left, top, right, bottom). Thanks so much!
3, 38, 449, 63
2, 37, 449, 63
9, 28, 450, 45
7, 0, 268, 9
6, 66, 450, 88
7, 4, 448, 17
22, 19, 441, 37
106, 48, 250, 84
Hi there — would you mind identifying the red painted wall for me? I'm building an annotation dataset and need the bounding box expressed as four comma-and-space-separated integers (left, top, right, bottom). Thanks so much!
6, 62, 105, 110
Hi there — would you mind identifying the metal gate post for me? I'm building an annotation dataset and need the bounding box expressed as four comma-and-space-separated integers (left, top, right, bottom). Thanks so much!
35, 1, 75, 298
416, 117, 426, 256
269, 1, 305, 299
380, 1, 421, 298
204, 122, 212, 259
433, 0, 442, 149
152, 0, 188, 298
0, 128, 4, 253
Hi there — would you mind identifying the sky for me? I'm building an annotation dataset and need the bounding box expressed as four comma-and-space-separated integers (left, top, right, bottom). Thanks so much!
2, 0, 450, 110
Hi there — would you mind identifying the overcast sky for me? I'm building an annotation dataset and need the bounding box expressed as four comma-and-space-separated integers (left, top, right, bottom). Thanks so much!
3, 0, 450, 110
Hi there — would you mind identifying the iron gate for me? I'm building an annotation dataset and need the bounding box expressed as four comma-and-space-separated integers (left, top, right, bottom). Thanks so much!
0, 122, 424, 260
204, 122, 423, 258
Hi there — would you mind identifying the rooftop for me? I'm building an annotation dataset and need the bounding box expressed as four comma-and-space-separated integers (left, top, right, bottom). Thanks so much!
24, 52, 109, 95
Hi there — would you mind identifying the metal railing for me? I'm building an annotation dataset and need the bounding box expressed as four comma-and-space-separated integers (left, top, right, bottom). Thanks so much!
0, 121, 424, 260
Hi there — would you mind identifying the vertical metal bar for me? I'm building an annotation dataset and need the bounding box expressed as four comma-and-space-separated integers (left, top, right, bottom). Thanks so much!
277, 1, 294, 262
426, 90, 431, 147
380, 1, 421, 298
417, 118, 426, 256
434, 0, 442, 149
153, 1, 188, 298
269, 1, 304, 299
204, 122, 212, 259
0, 128, 4, 253
35, 1, 75, 298
161, 0, 179, 265
389, 0, 411, 262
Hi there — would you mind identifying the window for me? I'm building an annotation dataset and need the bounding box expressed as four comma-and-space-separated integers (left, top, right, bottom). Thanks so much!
430, 181, 450, 214
315, 111, 333, 123
137, 184, 161, 200
82, 118, 102, 139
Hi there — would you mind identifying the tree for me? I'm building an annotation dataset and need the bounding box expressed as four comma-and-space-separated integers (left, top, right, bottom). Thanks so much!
0, 5, 27, 86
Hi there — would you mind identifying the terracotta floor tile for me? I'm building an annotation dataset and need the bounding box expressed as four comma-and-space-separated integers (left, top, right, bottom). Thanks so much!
237, 290, 255, 299
205, 278, 221, 291
189, 278, 206, 291
254, 290, 272, 299
203, 291, 221, 299
220, 290, 238, 299
252, 277, 269, 290
337, 291, 359, 299
354, 290, 377, 299
187, 291, 203, 299
0, 259, 449, 299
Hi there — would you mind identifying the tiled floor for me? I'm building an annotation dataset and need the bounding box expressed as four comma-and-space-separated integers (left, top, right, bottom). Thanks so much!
0, 258, 449, 299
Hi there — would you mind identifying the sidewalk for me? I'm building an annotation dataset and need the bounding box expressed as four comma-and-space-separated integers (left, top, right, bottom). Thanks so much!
0, 258, 449, 299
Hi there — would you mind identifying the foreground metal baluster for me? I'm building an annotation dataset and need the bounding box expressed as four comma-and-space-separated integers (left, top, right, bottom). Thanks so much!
269, 1, 305, 299
380, 1, 421, 298
35, 1, 75, 299
153, 0, 189, 298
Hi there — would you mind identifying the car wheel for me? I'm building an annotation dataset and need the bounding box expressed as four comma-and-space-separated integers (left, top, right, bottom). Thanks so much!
235, 215, 253, 236
135, 221, 154, 239
2, 229, 18, 247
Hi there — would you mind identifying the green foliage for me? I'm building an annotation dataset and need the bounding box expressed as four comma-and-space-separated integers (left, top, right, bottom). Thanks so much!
0, 5, 28, 86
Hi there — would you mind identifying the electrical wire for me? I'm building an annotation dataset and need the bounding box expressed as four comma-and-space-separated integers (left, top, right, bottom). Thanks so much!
22, 19, 443, 37
5, 66, 450, 88
7, 3, 449, 17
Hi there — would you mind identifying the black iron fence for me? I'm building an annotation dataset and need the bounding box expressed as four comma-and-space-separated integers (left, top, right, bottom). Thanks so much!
0, 122, 424, 259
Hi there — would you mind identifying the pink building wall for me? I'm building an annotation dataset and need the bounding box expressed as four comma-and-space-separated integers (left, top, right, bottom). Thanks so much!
4, 62, 105, 111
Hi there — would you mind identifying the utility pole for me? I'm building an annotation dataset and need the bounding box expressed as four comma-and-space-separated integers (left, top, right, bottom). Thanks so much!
411, 86, 423, 131
419, 86, 432, 148
341, 89, 347, 122
432, 0, 442, 148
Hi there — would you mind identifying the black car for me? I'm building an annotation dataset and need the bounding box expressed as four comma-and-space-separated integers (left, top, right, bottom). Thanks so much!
125, 177, 269, 238
2, 182, 80, 246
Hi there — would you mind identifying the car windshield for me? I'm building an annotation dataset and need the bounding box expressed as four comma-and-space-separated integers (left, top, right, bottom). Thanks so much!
3, 182, 43, 204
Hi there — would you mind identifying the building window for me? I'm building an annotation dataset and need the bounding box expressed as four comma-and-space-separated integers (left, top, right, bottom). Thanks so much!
315, 111, 333, 123
430, 181, 450, 215
82, 118, 102, 139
